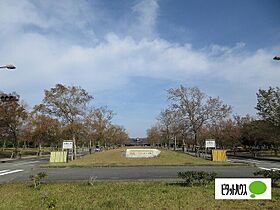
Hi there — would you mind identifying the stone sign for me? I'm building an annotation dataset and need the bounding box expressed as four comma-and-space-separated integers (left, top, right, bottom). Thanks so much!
124, 149, 161, 158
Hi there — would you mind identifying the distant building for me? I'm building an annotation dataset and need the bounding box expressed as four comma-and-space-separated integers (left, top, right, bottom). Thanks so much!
127, 138, 149, 146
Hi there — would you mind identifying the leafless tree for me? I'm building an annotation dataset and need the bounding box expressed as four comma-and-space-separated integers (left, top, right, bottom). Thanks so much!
84, 106, 114, 148
167, 85, 232, 146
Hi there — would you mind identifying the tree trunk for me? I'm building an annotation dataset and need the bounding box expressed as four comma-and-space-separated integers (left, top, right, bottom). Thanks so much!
38, 143, 42, 156
73, 134, 77, 160
174, 136, 177, 151
14, 132, 19, 158
194, 130, 198, 146
274, 148, 278, 156
182, 138, 185, 153
2, 139, 6, 151
89, 139, 92, 154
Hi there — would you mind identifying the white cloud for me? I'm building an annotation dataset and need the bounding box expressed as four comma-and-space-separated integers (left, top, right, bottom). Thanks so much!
132, 0, 159, 38
0, 0, 279, 114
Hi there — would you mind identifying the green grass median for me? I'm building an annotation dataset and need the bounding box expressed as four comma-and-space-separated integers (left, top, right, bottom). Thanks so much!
0, 182, 279, 210
43, 148, 236, 167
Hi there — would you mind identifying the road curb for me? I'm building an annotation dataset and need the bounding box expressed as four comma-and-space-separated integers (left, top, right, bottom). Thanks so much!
0, 155, 49, 163
40, 163, 250, 169
228, 155, 280, 162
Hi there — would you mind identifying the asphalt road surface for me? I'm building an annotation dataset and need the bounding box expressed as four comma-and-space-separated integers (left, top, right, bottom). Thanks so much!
0, 156, 279, 183
0, 158, 48, 183
228, 157, 280, 171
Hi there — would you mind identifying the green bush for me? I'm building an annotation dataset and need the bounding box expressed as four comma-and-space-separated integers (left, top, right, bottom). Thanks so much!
178, 171, 217, 186
29, 172, 48, 189
254, 170, 280, 186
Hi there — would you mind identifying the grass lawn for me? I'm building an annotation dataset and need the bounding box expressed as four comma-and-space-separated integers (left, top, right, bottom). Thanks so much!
45, 148, 234, 167
0, 182, 279, 210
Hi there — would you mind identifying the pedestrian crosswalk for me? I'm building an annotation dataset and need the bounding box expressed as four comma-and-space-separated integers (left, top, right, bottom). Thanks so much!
258, 167, 280, 171
0, 169, 24, 176
229, 158, 280, 171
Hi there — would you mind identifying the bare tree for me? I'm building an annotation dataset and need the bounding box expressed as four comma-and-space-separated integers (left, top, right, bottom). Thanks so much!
34, 84, 93, 159
84, 106, 114, 148
146, 125, 162, 146
157, 109, 173, 147
107, 125, 129, 146
167, 85, 232, 146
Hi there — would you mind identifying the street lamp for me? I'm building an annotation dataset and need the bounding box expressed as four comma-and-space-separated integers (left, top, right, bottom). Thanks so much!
273, 55, 280, 60
0, 64, 18, 102
0, 64, 16, 70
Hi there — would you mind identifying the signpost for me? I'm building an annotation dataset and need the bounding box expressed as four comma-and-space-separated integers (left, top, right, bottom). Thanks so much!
205, 139, 216, 148
205, 139, 216, 160
63, 141, 73, 149
63, 140, 74, 161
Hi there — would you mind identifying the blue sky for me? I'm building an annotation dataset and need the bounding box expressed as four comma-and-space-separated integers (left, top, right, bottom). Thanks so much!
0, 0, 279, 137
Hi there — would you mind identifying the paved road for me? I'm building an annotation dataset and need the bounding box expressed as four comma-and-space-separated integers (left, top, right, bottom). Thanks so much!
186, 151, 280, 171
0, 158, 256, 183
228, 157, 280, 171
1, 156, 280, 183
0, 158, 48, 183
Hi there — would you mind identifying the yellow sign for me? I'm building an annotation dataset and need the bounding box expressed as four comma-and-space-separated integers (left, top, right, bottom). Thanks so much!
50, 151, 67, 163
212, 150, 227, 161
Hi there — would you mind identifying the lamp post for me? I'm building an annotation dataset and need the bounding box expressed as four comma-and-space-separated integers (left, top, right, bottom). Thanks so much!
273, 55, 280, 60
0, 64, 18, 101
0, 64, 16, 70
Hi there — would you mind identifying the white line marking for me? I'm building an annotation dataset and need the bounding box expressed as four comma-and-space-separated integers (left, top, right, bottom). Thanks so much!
13, 161, 39, 166
0, 169, 24, 176
258, 167, 271, 171
0, 170, 9, 173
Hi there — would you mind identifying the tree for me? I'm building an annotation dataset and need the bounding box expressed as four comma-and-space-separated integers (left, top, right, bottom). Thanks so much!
0, 95, 28, 157
256, 87, 280, 127
147, 125, 162, 146
27, 112, 62, 155
167, 86, 232, 146
200, 116, 244, 149
241, 119, 280, 156
157, 109, 174, 147
84, 107, 114, 147
107, 125, 129, 146
34, 84, 93, 158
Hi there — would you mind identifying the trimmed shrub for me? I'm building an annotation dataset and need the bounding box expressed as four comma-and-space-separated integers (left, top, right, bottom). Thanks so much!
254, 170, 280, 186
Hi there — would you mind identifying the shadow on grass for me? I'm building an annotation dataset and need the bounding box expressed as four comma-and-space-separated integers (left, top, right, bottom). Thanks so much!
167, 182, 188, 187
166, 182, 214, 187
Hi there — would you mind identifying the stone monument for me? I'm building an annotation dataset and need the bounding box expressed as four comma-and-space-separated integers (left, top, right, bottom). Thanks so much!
124, 149, 161, 158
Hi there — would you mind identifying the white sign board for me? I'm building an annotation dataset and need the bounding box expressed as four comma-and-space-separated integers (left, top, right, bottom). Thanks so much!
63, 141, 73, 149
124, 149, 161, 158
205, 139, 216, 148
